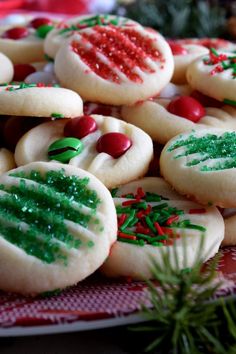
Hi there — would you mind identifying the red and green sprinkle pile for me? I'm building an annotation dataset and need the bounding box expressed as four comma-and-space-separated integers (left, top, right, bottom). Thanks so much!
112, 188, 206, 247
204, 48, 236, 77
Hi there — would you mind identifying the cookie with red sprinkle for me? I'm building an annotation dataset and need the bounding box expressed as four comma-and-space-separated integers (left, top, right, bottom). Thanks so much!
54, 25, 174, 105
44, 14, 139, 59
15, 114, 153, 188
101, 177, 224, 280
187, 48, 236, 104
122, 95, 236, 144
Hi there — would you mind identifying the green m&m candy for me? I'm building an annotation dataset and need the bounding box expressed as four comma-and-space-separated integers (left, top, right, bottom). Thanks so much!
36, 24, 54, 39
48, 137, 83, 163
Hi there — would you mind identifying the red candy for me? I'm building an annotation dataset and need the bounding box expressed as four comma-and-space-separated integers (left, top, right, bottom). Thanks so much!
96, 132, 132, 158
2, 27, 29, 40
64, 116, 97, 139
167, 96, 205, 123
168, 42, 188, 56
30, 17, 52, 29
13, 64, 36, 81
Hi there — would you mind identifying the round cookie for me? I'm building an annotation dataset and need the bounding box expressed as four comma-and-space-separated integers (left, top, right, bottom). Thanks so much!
0, 161, 117, 294
54, 26, 174, 105
168, 42, 208, 84
101, 177, 224, 279
186, 49, 236, 103
160, 128, 236, 207
122, 96, 236, 144
0, 84, 83, 118
175, 38, 236, 51
15, 115, 153, 188
0, 52, 13, 83
0, 148, 15, 174
44, 14, 139, 59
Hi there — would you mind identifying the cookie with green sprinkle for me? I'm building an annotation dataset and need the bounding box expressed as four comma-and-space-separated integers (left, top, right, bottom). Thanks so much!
0, 161, 117, 295
187, 49, 236, 103
101, 177, 224, 280
160, 128, 236, 207
0, 84, 83, 118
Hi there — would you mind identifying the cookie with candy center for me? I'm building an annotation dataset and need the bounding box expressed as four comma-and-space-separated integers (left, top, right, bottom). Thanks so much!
160, 128, 236, 207
122, 95, 236, 144
54, 25, 174, 105
101, 177, 224, 280
15, 114, 153, 188
0, 161, 117, 294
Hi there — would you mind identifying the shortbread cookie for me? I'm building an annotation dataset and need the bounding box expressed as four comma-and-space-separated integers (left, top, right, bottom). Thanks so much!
45, 14, 139, 59
187, 49, 236, 103
160, 129, 236, 207
0, 161, 117, 294
168, 42, 208, 84
0, 84, 83, 118
175, 38, 236, 51
0, 52, 13, 83
101, 177, 224, 279
122, 96, 236, 144
0, 148, 15, 174
15, 115, 153, 188
54, 26, 174, 105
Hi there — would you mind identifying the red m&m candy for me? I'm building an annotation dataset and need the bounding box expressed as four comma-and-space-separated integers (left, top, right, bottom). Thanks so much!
2, 27, 29, 40
96, 132, 132, 158
64, 116, 97, 139
13, 64, 36, 81
168, 42, 188, 56
167, 96, 205, 123
30, 17, 52, 29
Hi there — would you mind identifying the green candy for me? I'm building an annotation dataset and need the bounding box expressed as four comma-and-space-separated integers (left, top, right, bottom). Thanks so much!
48, 137, 83, 163
36, 24, 54, 39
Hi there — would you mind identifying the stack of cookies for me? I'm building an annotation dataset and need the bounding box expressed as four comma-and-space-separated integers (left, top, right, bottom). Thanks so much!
0, 13, 235, 295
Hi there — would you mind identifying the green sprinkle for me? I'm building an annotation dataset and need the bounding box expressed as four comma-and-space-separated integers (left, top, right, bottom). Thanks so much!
117, 238, 145, 246
210, 47, 219, 56
51, 113, 64, 118
223, 98, 236, 106
111, 188, 118, 197
87, 240, 95, 248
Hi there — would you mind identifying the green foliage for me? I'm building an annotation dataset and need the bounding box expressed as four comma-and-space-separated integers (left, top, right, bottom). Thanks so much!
115, 0, 226, 38
131, 237, 236, 353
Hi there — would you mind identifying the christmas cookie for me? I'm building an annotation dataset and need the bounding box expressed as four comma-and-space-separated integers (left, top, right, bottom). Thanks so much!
101, 177, 224, 279
175, 38, 236, 51
0, 84, 83, 118
0, 161, 117, 295
0, 52, 13, 83
54, 26, 174, 105
122, 96, 236, 144
15, 115, 153, 188
0, 148, 15, 174
186, 49, 236, 103
168, 42, 208, 84
160, 128, 236, 207
44, 14, 139, 59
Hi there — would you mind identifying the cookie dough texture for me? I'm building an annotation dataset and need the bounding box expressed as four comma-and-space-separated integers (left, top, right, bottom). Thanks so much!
15, 115, 153, 188
0, 161, 117, 294
54, 27, 174, 105
101, 177, 224, 279
160, 128, 236, 207
0, 85, 83, 117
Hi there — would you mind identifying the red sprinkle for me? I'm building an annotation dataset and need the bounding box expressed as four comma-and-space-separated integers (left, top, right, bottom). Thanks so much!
2, 27, 29, 40
122, 199, 140, 206
118, 232, 137, 240
168, 42, 188, 55
166, 215, 179, 225
136, 187, 145, 199
154, 221, 165, 235
189, 208, 206, 214
135, 223, 152, 235
118, 214, 127, 227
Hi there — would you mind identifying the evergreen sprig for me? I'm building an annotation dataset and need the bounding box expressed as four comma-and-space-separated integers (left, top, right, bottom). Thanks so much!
114, 0, 226, 38
131, 236, 236, 353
